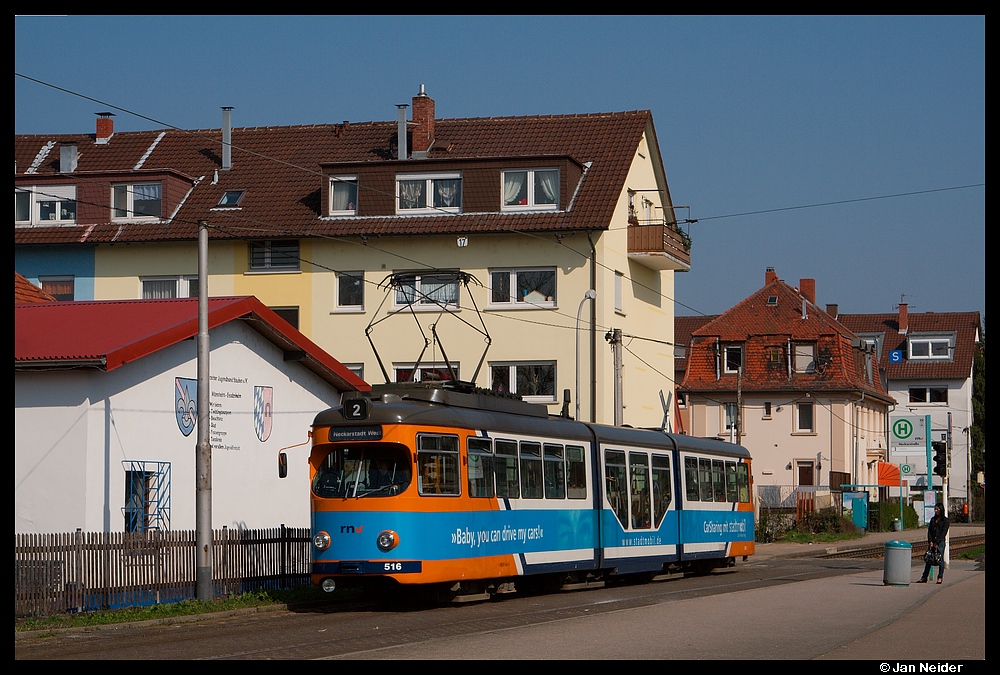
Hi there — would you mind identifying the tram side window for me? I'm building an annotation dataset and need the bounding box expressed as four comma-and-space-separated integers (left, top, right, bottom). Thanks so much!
684, 457, 700, 501
468, 437, 494, 498
725, 461, 738, 503
629, 452, 651, 529
566, 444, 587, 499
737, 462, 750, 503
520, 441, 543, 498
543, 443, 566, 499
495, 439, 520, 499
605, 450, 629, 529
699, 458, 714, 502
712, 459, 726, 502
651, 454, 671, 528
417, 434, 460, 496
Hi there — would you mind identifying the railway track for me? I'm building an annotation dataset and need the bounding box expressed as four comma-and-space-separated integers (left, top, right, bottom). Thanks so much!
820, 534, 985, 560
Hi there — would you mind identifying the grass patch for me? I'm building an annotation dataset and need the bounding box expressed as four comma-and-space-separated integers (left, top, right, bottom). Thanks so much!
956, 545, 985, 560
16, 585, 333, 633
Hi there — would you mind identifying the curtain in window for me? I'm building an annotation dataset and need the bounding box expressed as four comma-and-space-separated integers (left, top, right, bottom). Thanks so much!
332, 181, 357, 211
423, 275, 458, 304
399, 181, 424, 209
434, 179, 460, 207
143, 279, 177, 299
535, 170, 557, 204
503, 172, 527, 205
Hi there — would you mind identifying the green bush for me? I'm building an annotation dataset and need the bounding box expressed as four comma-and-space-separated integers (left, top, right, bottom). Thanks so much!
795, 507, 858, 535
873, 500, 919, 531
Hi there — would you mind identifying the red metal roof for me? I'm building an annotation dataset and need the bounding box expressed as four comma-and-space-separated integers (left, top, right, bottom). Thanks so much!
14, 296, 370, 392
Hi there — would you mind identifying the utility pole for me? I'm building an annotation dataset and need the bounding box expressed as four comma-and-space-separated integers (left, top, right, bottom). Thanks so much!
736, 366, 743, 446
196, 221, 213, 601
606, 329, 623, 426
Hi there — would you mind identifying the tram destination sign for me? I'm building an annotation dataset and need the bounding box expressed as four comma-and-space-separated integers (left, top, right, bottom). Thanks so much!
328, 426, 383, 442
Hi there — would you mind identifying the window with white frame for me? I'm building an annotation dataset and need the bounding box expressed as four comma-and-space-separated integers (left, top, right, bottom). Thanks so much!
336, 272, 364, 310
793, 343, 816, 373
909, 386, 949, 404
489, 269, 555, 307
615, 271, 624, 314
142, 276, 198, 299
490, 362, 556, 402
329, 176, 358, 215
113, 182, 162, 219
15, 186, 77, 225
795, 402, 814, 433
908, 335, 953, 360
395, 272, 460, 309
344, 363, 365, 381
249, 240, 299, 271
502, 169, 558, 210
396, 173, 461, 213
394, 363, 458, 384
724, 345, 743, 373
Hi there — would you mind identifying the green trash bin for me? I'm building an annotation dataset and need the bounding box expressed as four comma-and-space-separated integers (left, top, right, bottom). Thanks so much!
883, 540, 912, 586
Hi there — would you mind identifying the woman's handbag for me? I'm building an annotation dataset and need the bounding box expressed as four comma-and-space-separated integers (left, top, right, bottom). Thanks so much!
924, 548, 943, 566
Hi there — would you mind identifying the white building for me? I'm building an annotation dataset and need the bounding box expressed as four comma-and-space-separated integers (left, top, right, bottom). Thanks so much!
15, 295, 368, 534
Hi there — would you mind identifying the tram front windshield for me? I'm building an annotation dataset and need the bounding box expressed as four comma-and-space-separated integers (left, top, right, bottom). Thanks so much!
313, 446, 412, 498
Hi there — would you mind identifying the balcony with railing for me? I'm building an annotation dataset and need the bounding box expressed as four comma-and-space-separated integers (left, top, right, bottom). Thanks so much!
626, 216, 692, 271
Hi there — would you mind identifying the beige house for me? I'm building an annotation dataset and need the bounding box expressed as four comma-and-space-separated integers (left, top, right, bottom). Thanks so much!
15, 87, 691, 427
677, 269, 895, 501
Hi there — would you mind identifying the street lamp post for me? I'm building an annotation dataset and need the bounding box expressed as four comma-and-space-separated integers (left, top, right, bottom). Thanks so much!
576, 290, 597, 421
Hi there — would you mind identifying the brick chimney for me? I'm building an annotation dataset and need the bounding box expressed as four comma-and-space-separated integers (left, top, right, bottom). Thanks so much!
825, 304, 839, 319
898, 303, 909, 335
96, 112, 115, 144
410, 84, 435, 158
799, 278, 816, 305
764, 267, 778, 285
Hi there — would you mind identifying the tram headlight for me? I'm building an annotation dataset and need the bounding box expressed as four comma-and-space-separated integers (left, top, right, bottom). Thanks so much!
313, 531, 331, 551
376, 530, 399, 552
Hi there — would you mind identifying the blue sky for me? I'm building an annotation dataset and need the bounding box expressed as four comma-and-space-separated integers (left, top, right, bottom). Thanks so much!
15, 15, 985, 321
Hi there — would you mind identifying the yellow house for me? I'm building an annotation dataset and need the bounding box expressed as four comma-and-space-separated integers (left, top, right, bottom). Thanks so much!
15, 87, 691, 427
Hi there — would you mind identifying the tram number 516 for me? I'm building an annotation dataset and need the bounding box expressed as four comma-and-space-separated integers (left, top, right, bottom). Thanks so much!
383, 562, 403, 571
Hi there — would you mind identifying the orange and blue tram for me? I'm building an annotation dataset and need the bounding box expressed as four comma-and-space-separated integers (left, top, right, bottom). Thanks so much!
287, 383, 755, 599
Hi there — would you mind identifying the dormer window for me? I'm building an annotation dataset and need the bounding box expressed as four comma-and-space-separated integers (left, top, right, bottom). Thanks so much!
793, 343, 816, 373
113, 182, 162, 220
502, 169, 558, 210
724, 345, 743, 373
396, 173, 461, 214
15, 185, 77, 225
329, 176, 358, 216
908, 335, 953, 360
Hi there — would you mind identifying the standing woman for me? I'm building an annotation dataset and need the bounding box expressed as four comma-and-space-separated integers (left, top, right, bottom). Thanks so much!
917, 503, 950, 583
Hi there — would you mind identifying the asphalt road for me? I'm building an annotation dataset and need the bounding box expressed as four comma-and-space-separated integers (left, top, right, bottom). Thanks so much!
14, 553, 985, 662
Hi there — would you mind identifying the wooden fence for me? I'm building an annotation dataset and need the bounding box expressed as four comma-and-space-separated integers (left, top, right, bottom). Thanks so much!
14, 526, 311, 618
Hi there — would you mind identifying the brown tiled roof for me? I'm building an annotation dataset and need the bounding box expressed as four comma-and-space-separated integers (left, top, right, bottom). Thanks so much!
673, 314, 716, 376
837, 311, 981, 381
15, 110, 653, 246
680, 276, 892, 402
14, 272, 55, 303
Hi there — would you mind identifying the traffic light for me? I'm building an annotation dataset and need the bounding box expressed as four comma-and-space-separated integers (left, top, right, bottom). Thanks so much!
932, 441, 948, 477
